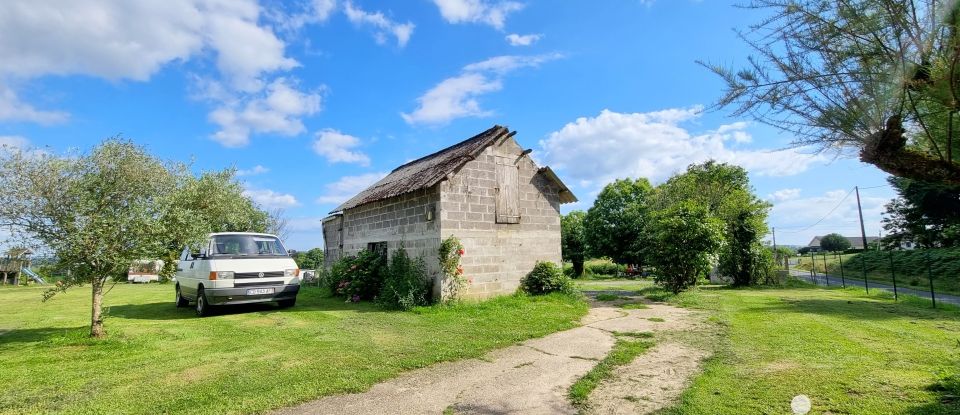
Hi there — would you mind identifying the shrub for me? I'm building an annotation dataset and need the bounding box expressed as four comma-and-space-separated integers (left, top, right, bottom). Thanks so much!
586, 261, 625, 277
328, 250, 386, 301
378, 247, 431, 310
438, 236, 468, 301
521, 261, 574, 295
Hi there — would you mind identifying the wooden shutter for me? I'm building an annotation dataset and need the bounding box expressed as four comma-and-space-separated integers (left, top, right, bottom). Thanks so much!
496, 162, 520, 224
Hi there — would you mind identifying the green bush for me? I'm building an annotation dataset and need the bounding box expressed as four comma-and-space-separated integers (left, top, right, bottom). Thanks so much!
329, 250, 386, 301
378, 247, 432, 310
521, 261, 574, 295
586, 262, 624, 276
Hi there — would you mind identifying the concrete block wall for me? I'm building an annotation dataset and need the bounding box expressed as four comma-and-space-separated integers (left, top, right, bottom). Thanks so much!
439, 137, 563, 299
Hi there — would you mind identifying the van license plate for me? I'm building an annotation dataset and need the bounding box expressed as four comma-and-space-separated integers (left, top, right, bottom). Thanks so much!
246, 288, 274, 295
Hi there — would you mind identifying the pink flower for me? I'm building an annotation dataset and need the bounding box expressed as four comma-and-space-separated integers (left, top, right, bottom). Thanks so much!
467, 277, 473, 284
457, 248, 465, 256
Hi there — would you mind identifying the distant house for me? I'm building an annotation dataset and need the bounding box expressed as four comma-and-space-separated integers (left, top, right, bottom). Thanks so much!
322, 125, 577, 300
807, 235, 881, 252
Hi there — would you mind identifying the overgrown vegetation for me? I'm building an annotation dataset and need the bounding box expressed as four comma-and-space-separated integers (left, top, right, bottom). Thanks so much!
378, 247, 431, 310
798, 247, 960, 295
329, 250, 386, 302
520, 261, 574, 295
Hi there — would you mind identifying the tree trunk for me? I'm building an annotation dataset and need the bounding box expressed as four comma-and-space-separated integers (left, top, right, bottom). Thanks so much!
573, 260, 584, 277
861, 116, 960, 185
90, 279, 105, 338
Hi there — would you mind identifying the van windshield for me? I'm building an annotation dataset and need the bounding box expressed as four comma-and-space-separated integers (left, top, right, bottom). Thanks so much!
211, 235, 288, 257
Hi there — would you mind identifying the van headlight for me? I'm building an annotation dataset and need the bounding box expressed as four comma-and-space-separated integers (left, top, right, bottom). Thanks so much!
216, 271, 234, 280
284, 269, 300, 277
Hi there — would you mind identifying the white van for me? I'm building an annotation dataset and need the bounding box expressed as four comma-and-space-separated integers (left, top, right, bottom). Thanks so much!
174, 232, 301, 316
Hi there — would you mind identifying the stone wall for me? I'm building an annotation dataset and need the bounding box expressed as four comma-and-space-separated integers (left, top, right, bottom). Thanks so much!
439, 136, 563, 298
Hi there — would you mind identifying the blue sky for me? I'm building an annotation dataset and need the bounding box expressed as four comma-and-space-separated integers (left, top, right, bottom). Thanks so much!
0, 0, 896, 250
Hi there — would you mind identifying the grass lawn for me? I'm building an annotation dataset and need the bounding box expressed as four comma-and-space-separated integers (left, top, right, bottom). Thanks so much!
794, 248, 960, 296
575, 278, 654, 292
0, 284, 587, 414
650, 281, 960, 414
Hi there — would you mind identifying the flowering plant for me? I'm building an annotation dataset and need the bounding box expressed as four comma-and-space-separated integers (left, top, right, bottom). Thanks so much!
438, 235, 469, 301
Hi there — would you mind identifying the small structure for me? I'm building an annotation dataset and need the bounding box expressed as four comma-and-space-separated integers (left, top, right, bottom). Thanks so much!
806, 235, 881, 252
322, 125, 576, 300
127, 260, 164, 283
0, 248, 32, 285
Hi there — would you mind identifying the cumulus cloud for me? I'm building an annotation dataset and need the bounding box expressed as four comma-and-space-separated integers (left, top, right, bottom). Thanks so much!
769, 188, 891, 245
243, 187, 300, 209
312, 129, 371, 165
316, 172, 388, 205
537, 107, 824, 188
208, 78, 322, 147
432, 0, 524, 29
236, 164, 270, 176
0, 85, 69, 124
343, 1, 415, 47
768, 188, 801, 202
269, 0, 337, 32
505, 33, 542, 46
402, 53, 561, 125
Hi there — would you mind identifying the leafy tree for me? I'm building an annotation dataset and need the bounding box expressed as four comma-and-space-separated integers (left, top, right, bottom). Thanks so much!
647, 202, 723, 293
882, 176, 960, 248
705, 0, 960, 185
656, 162, 771, 286
293, 248, 325, 270
0, 139, 268, 337
560, 211, 587, 277
820, 233, 853, 252
583, 178, 652, 267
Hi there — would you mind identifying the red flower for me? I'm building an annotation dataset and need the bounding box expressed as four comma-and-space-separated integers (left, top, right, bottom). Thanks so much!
457, 248, 465, 256
467, 277, 473, 284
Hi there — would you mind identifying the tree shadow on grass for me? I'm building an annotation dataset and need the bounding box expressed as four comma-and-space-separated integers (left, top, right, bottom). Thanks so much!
0, 326, 88, 345
740, 297, 959, 322
106, 295, 380, 320
905, 378, 960, 415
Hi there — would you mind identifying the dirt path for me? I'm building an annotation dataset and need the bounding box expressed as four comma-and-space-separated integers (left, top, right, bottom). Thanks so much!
273, 293, 710, 415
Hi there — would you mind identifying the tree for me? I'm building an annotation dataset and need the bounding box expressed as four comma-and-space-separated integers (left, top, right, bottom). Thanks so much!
0, 139, 269, 337
267, 208, 291, 242
560, 211, 587, 277
583, 178, 653, 267
882, 176, 960, 248
647, 202, 723, 293
705, 0, 960, 185
656, 162, 771, 286
820, 233, 853, 252
293, 248, 325, 270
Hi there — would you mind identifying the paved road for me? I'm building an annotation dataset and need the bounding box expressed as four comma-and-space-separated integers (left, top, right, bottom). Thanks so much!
788, 268, 960, 306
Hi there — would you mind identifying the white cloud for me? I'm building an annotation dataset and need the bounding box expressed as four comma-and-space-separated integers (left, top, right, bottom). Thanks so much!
505, 33, 542, 46
316, 172, 388, 205
0, 135, 29, 151
269, 0, 337, 32
537, 107, 824, 188
208, 78, 322, 147
286, 216, 326, 232
312, 129, 371, 165
243, 187, 300, 209
402, 53, 561, 125
432, 0, 524, 29
770, 188, 891, 245
0, 85, 68, 124
343, 1, 414, 47
236, 164, 270, 176
768, 188, 801, 202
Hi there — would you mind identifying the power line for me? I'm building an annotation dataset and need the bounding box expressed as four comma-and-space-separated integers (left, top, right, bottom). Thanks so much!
778, 187, 855, 234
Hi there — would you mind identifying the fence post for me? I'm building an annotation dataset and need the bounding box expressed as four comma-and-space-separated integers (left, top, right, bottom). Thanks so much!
925, 251, 936, 309
888, 251, 898, 302
809, 252, 815, 282
837, 252, 846, 288
822, 251, 829, 287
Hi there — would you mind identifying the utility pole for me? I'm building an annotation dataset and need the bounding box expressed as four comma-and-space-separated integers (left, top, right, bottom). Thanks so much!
856, 186, 869, 293
772, 227, 778, 268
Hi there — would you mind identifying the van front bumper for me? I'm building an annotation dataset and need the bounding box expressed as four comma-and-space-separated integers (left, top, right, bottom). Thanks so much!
205, 284, 300, 305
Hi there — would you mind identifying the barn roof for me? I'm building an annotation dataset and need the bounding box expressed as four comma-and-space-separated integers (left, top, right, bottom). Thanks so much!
331, 125, 576, 213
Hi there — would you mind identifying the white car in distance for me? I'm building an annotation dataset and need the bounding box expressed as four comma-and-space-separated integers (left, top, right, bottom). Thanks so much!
174, 232, 301, 316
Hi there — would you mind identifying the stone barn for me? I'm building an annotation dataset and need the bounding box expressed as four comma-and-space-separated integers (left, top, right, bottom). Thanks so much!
322, 125, 577, 300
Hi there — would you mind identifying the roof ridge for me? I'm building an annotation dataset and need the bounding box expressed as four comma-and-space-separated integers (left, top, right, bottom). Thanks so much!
389, 125, 507, 173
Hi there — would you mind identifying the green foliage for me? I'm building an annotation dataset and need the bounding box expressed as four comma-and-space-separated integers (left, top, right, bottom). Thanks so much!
647, 202, 723, 293
585, 261, 625, 277
292, 248, 325, 270
520, 261, 574, 295
378, 247, 431, 310
882, 176, 960, 248
824, 247, 960, 295
329, 250, 386, 301
568, 336, 655, 409
595, 293, 620, 301
438, 235, 467, 301
584, 178, 653, 266
820, 233, 852, 252
561, 210, 587, 277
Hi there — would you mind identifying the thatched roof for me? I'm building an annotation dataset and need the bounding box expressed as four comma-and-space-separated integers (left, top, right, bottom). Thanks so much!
331, 125, 576, 213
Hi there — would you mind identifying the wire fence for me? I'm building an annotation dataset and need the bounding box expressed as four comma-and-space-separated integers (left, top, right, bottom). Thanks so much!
777, 250, 956, 308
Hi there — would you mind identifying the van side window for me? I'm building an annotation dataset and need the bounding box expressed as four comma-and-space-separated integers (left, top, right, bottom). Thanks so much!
180, 246, 192, 261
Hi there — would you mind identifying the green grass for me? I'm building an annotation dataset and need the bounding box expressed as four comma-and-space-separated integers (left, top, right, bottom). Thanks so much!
568, 334, 655, 409
654, 283, 960, 414
0, 284, 587, 414
794, 248, 960, 296
619, 302, 649, 310
575, 279, 654, 292
595, 293, 620, 301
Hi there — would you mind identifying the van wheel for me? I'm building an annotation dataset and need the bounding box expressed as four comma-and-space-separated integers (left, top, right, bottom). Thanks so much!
277, 298, 296, 309
196, 287, 211, 317
175, 285, 189, 308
